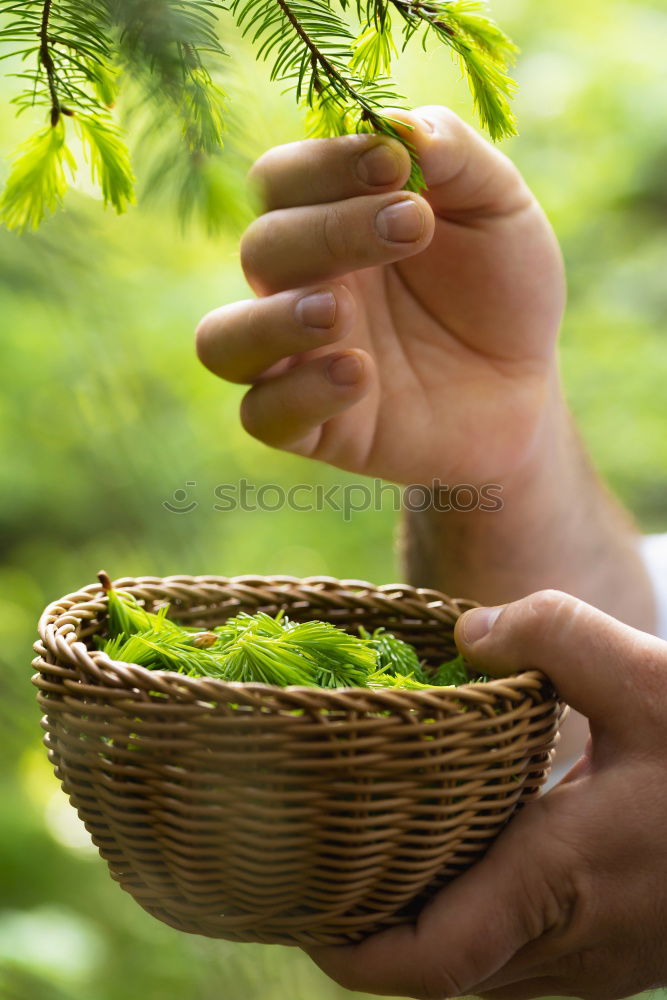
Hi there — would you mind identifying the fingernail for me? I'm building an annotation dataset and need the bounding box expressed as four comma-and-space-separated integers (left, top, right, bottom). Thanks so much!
460, 606, 505, 645
327, 353, 362, 386
376, 199, 424, 243
296, 291, 336, 329
357, 143, 402, 186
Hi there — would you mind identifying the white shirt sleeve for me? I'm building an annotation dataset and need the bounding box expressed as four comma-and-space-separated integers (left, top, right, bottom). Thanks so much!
639, 534, 667, 641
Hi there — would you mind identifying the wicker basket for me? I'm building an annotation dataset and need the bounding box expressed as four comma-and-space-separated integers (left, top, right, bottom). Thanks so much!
33, 575, 562, 946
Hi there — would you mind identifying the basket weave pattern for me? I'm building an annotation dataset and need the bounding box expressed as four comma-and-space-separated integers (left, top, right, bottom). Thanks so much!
34, 575, 561, 946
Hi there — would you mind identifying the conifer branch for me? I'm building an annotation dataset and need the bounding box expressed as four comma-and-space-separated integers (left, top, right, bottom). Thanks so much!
274, 0, 380, 125
388, 0, 518, 139
0, 0, 517, 231
39, 0, 60, 123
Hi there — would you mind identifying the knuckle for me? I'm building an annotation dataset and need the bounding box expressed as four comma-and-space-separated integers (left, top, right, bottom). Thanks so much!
518, 834, 580, 938
518, 589, 579, 637
495, 589, 587, 661
321, 204, 352, 263
427, 106, 470, 153
526, 588, 574, 616
433, 106, 467, 134
418, 104, 464, 132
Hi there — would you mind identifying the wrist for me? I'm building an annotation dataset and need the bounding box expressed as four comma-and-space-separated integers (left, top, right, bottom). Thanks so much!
488, 367, 573, 523
401, 371, 655, 629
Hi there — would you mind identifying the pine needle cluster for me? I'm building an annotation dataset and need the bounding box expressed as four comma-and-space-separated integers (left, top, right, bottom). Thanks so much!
0, 0, 227, 230
0, 0, 517, 231
97, 572, 479, 689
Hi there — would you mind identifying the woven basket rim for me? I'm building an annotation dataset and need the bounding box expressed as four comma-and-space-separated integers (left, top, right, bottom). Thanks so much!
34, 573, 551, 707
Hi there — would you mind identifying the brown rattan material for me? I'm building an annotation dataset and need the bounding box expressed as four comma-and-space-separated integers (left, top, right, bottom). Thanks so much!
33, 575, 562, 946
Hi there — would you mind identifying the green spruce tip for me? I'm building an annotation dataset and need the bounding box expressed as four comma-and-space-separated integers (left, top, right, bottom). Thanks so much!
361, 625, 427, 680
98, 569, 154, 638
98, 570, 231, 676
209, 614, 378, 687
95, 576, 483, 690
432, 653, 472, 686
0, 0, 517, 233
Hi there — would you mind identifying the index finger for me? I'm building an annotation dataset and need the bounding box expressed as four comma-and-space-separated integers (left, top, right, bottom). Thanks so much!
305, 923, 428, 998
249, 133, 412, 211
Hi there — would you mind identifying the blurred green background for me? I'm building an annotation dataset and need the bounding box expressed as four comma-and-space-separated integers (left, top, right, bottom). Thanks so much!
2, 0, 667, 997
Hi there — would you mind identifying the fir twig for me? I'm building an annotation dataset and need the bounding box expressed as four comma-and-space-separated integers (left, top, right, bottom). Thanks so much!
39, 0, 61, 124
0, 0, 516, 230
0, 0, 228, 230
388, 0, 517, 140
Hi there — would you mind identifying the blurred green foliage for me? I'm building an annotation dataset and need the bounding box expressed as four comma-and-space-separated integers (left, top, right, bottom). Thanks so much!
1, 0, 667, 997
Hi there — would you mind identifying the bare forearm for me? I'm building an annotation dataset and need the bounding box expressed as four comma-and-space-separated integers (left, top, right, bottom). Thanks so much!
401, 383, 655, 632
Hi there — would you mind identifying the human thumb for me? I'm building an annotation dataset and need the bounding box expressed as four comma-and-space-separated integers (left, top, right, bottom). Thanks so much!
455, 589, 663, 736
388, 105, 528, 218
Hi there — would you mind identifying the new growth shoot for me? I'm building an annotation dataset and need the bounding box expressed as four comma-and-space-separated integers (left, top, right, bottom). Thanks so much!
97, 571, 481, 688
0, 0, 517, 231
